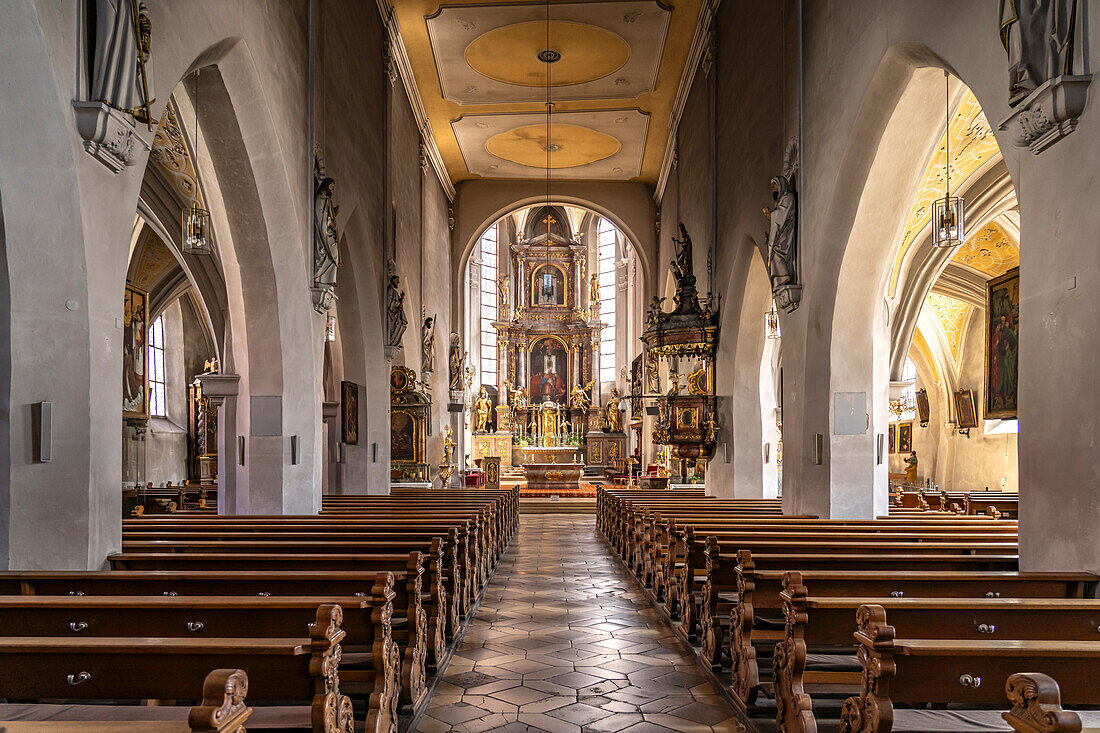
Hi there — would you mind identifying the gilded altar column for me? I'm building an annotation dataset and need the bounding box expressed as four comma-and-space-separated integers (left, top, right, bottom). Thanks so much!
516, 257, 526, 310
573, 258, 584, 311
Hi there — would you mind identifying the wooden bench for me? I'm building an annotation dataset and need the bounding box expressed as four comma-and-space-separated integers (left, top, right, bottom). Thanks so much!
0, 604, 359, 732
0, 667, 249, 732
774, 573, 1100, 732
0, 580, 404, 716
839, 605, 1100, 733
730, 553, 1096, 707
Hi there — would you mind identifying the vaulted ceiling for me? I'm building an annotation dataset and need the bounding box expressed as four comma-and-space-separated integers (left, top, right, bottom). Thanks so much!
392, 0, 705, 184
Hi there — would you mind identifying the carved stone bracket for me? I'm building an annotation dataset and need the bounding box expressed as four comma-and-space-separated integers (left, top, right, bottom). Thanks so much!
72, 101, 150, 173
311, 284, 337, 314
774, 282, 803, 314
998, 75, 1093, 154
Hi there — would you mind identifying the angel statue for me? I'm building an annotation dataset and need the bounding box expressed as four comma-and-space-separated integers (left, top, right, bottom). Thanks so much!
504, 379, 528, 409
569, 379, 595, 410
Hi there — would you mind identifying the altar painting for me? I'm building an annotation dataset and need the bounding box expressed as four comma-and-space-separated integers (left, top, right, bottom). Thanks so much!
391, 409, 419, 462
529, 337, 568, 404
532, 264, 565, 306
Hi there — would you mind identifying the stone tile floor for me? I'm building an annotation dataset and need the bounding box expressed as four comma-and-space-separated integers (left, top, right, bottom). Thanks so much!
417, 514, 745, 733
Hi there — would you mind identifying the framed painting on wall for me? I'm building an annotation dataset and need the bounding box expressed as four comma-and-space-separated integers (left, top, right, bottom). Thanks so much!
123, 284, 149, 420
898, 422, 913, 453
985, 266, 1019, 419
954, 389, 979, 430
341, 380, 359, 445
888, 424, 896, 454
915, 388, 931, 427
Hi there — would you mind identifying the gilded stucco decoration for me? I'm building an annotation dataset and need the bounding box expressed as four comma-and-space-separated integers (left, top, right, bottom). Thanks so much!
150, 101, 207, 213
925, 292, 970, 363
891, 90, 1000, 295
951, 222, 1020, 278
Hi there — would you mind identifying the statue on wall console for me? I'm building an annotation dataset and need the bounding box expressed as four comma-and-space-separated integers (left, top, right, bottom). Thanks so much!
384, 267, 408, 358
448, 332, 463, 392
497, 276, 510, 317
89, 0, 154, 123
589, 273, 600, 313
312, 153, 339, 313
764, 137, 801, 313
604, 387, 624, 433
474, 386, 493, 433
441, 424, 456, 465
999, 0, 1085, 106
421, 313, 436, 375
995, 0, 1090, 154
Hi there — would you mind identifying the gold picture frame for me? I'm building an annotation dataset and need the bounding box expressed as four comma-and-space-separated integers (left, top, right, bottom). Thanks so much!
341, 380, 359, 445
984, 266, 1019, 420
888, 423, 896, 454
897, 422, 913, 453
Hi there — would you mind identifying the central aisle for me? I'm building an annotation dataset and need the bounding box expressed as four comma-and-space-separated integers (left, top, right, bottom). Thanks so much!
418, 514, 744, 732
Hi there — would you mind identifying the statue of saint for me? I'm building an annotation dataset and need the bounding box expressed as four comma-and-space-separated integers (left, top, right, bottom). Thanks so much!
474, 386, 493, 433
999, 0, 1084, 106
647, 296, 666, 326
670, 223, 694, 282
666, 371, 684, 397
448, 332, 462, 391
905, 451, 919, 485
421, 315, 436, 374
497, 276, 509, 313
313, 173, 339, 291
385, 274, 408, 350
704, 415, 720, 444
604, 387, 624, 433
589, 273, 600, 311
90, 0, 154, 122
764, 138, 800, 311
441, 424, 456, 465
569, 379, 594, 410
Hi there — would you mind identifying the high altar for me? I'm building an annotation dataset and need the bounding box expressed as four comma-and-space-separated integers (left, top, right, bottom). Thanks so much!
472, 206, 626, 491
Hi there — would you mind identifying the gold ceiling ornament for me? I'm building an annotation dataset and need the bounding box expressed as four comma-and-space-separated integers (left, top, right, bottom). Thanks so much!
890, 88, 999, 293
925, 292, 970, 362
486, 123, 622, 169
465, 20, 629, 87
952, 222, 1019, 277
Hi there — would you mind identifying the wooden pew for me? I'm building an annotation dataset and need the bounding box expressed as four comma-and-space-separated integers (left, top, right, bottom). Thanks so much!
774, 573, 1100, 732
1002, 673, 1100, 733
0, 578, 405, 715
839, 605, 1100, 733
730, 553, 1096, 708
0, 604, 361, 733
0, 667, 249, 732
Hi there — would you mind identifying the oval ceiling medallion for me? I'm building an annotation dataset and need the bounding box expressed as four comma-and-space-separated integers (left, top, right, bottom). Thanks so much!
485, 124, 621, 169
465, 20, 630, 87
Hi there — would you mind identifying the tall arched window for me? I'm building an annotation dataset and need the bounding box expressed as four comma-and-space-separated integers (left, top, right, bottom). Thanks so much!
478, 224, 498, 387
597, 218, 617, 383
148, 315, 167, 417
901, 358, 917, 422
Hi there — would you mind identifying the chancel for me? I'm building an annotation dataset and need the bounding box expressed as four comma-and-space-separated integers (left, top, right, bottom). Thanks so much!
0, 1, 1098, 732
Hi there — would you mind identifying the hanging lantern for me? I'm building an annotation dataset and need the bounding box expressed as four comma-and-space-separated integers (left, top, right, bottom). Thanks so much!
765, 306, 781, 340
932, 71, 965, 249
182, 201, 212, 255
931, 194, 965, 249
325, 313, 337, 342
